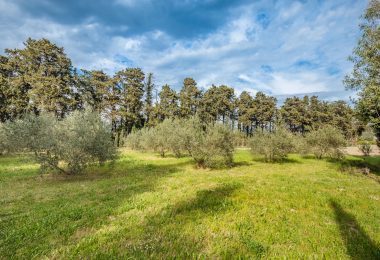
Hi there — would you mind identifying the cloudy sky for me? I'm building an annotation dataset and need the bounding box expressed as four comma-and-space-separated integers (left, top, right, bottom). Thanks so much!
0, 0, 367, 101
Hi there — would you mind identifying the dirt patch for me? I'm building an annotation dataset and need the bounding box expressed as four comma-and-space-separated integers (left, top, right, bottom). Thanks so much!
344, 146, 380, 156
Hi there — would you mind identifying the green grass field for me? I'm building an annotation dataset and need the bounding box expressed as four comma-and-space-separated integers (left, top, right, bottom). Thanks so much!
1, 149, 379, 259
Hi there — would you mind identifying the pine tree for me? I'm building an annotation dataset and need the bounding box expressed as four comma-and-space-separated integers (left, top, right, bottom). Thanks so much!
79, 70, 111, 113
115, 68, 145, 134
280, 96, 309, 133
237, 91, 254, 135
198, 85, 219, 123
144, 73, 154, 126
157, 84, 179, 121
179, 78, 202, 118
4, 38, 76, 118
0, 55, 11, 122
253, 92, 277, 132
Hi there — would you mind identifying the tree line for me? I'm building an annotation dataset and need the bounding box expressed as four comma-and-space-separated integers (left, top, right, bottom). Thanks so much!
0, 38, 362, 144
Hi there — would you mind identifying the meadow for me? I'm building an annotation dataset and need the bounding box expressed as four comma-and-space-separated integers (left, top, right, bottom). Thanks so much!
0, 149, 379, 259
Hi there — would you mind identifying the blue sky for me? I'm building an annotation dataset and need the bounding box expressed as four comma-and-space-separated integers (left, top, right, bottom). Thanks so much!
0, 0, 368, 101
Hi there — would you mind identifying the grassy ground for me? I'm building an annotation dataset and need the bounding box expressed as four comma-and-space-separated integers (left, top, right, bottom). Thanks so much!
0, 149, 380, 259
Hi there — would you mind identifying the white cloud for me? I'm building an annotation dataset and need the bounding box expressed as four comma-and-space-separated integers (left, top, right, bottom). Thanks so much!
0, 0, 367, 101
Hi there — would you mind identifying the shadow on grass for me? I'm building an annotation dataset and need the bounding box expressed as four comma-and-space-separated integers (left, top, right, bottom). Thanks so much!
126, 183, 243, 258
233, 161, 253, 167
251, 156, 301, 164
0, 156, 192, 258
171, 182, 242, 214
38, 159, 193, 183
336, 156, 380, 177
330, 200, 380, 259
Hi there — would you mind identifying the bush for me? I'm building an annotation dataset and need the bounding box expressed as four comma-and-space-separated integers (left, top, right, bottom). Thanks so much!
56, 110, 117, 172
359, 143, 372, 156
2, 110, 116, 174
0, 123, 9, 154
358, 128, 375, 156
203, 124, 234, 167
128, 117, 235, 168
306, 125, 346, 159
249, 128, 295, 162
125, 128, 144, 150
232, 131, 250, 147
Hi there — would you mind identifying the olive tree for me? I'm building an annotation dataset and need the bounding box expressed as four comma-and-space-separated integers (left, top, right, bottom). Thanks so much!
359, 128, 375, 156
175, 117, 234, 168
128, 116, 235, 168
249, 128, 295, 162
306, 125, 346, 159
2, 110, 116, 174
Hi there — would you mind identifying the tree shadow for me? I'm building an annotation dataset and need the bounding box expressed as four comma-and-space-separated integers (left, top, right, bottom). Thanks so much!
330, 200, 380, 259
336, 156, 380, 180
251, 156, 301, 164
125, 183, 243, 258
170, 182, 242, 214
0, 156, 192, 258
233, 161, 253, 167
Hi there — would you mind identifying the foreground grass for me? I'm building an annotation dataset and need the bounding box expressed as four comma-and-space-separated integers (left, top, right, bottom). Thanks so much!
0, 150, 379, 259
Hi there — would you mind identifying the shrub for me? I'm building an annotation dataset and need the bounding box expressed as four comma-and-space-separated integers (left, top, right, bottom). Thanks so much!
232, 131, 250, 147
128, 117, 235, 168
153, 120, 171, 157
306, 125, 346, 159
2, 110, 116, 174
359, 143, 372, 156
3, 114, 60, 171
179, 120, 234, 168
292, 133, 309, 156
0, 123, 9, 154
249, 128, 295, 162
358, 128, 375, 156
203, 124, 234, 167
56, 110, 117, 172
125, 128, 144, 150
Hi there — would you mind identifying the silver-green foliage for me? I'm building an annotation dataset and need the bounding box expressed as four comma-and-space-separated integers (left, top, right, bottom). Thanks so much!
249, 128, 295, 162
358, 128, 375, 156
306, 125, 346, 159
1, 110, 116, 173
126, 117, 234, 168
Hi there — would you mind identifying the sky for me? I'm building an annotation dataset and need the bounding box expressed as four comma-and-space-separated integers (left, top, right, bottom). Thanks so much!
0, 0, 368, 102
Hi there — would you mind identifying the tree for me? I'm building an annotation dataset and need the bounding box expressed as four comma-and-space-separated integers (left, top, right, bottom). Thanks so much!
115, 68, 145, 134
199, 85, 219, 123
328, 101, 355, 139
280, 96, 310, 133
156, 84, 179, 121
237, 91, 254, 136
4, 38, 76, 119
0, 55, 11, 122
179, 78, 202, 118
144, 73, 154, 126
215, 85, 235, 125
306, 125, 346, 159
1, 110, 116, 174
249, 127, 295, 162
198, 85, 235, 125
344, 0, 380, 146
79, 70, 112, 113
308, 96, 330, 130
253, 92, 277, 132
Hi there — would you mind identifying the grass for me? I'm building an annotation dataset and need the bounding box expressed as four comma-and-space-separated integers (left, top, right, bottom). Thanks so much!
0, 149, 380, 259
